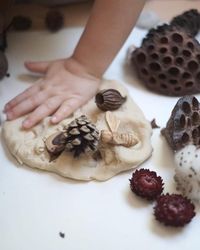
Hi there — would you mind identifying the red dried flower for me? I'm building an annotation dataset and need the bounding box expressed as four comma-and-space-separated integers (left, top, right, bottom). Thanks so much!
129, 169, 164, 200
154, 194, 196, 227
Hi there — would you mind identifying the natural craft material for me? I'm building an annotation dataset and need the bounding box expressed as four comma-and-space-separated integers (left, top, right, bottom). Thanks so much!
162, 96, 200, 151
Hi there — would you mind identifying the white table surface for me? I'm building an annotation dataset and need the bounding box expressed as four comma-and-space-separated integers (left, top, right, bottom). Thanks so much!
0, 3, 200, 250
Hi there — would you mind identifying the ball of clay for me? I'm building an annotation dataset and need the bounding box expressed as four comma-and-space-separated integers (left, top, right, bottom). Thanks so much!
2, 80, 152, 181
0, 51, 8, 79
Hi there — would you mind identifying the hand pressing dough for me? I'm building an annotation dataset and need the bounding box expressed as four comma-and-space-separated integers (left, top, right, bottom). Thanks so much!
2, 80, 152, 181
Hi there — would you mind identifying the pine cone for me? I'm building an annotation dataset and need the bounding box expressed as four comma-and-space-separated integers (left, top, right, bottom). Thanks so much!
65, 115, 100, 157
131, 24, 200, 96
0, 51, 8, 79
171, 9, 200, 37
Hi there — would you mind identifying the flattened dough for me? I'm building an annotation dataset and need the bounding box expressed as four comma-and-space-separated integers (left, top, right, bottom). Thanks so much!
2, 80, 152, 181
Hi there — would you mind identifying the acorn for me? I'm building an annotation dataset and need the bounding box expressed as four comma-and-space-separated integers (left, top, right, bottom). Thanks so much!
45, 131, 68, 161
95, 89, 126, 111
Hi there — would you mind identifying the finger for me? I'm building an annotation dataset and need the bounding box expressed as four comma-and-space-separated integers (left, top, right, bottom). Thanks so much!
25, 61, 50, 74
6, 90, 49, 120
4, 84, 41, 112
51, 98, 82, 124
22, 96, 63, 129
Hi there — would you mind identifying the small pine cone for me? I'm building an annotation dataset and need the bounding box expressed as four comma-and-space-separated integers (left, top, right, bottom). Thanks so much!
154, 194, 196, 227
65, 115, 100, 157
171, 9, 200, 37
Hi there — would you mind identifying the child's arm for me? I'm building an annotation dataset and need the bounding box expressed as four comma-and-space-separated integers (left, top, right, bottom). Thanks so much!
4, 0, 146, 129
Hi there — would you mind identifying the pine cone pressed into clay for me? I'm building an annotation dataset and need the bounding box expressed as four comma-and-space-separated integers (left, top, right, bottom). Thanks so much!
162, 96, 200, 151
65, 115, 100, 157
131, 24, 200, 96
170, 9, 200, 37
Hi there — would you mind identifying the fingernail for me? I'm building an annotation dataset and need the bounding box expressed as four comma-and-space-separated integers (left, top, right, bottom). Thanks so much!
22, 119, 31, 128
6, 111, 13, 120
51, 116, 58, 123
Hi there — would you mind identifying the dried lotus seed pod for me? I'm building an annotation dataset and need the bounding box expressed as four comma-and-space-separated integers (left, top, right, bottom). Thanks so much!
131, 24, 200, 96
162, 95, 200, 151
45, 10, 64, 32
170, 9, 200, 37
95, 89, 126, 111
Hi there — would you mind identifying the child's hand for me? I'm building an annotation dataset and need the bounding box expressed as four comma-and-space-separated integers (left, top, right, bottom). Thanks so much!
4, 57, 101, 129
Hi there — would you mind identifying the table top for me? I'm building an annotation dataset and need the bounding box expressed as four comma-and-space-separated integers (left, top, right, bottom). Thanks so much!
1, 1, 200, 250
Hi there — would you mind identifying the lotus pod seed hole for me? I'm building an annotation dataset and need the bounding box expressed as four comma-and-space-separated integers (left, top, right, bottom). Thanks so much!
149, 62, 161, 71
163, 56, 172, 64
171, 46, 179, 54
181, 132, 189, 143
159, 47, 168, 54
187, 42, 194, 50
160, 37, 168, 44
185, 81, 193, 88
182, 72, 191, 79
172, 33, 183, 43
192, 97, 199, 109
176, 57, 184, 65
182, 101, 191, 114
179, 114, 186, 128
137, 52, 146, 63
192, 112, 199, 124
168, 67, 180, 76
188, 60, 198, 72
183, 50, 191, 57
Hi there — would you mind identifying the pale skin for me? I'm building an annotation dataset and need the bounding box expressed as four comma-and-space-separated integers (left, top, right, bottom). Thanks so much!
4, 0, 146, 129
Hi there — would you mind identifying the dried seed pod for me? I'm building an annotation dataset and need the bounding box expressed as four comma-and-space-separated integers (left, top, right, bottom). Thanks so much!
95, 89, 126, 111
170, 9, 200, 37
162, 95, 200, 151
131, 22, 200, 96
0, 51, 8, 79
45, 10, 64, 32
12, 16, 32, 31
45, 131, 68, 160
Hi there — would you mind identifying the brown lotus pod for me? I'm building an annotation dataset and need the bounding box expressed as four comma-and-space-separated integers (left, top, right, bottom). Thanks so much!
170, 9, 200, 37
95, 89, 126, 111
161, 95, 200, 151
45, 10, 64, 32
0, 51, 8, 79
131, 24, 200, 96
12, 16, 32, 31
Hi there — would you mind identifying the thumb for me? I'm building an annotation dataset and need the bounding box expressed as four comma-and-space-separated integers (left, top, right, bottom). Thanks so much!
24, 61, 50, 74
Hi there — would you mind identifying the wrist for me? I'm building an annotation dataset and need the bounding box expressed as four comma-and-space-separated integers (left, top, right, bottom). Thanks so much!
64, 56, 102, 81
